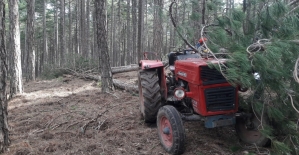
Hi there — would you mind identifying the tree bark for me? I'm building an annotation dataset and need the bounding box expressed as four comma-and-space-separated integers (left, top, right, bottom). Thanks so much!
0, 1, 10, 152
59, 0, 65, 66
137, 0, 144, 62
126, 0, 131, 65
113, 79, 138, 92
86, 0, 90, 59
131, 0, 137, 63
202, 0, 206, 25
111, 65, 138, 74
9, 0, 23, 95
92, 3, 98, 63
68, 0, 72, 57
80, 0, 86, 57
54, 0, 58, 65
40, 0, 47, 74
191, 0, 201, 42
153, 0, 164, 57
110, 0, 115, 66
95, 0, 114, 92
26, 0, 36, 81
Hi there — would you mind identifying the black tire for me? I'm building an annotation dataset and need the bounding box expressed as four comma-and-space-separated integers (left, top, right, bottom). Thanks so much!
236, 114, 270, 146
157, 106, 185, 155
138, 70, 161, 123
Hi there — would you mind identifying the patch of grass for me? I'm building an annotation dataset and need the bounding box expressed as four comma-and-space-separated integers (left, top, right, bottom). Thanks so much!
57, 76, 63, 82
230, 145, 242, 152
131, 92, 138, 96
70, 105, 77, 110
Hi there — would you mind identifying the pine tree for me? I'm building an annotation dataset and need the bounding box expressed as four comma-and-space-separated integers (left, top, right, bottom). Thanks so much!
203, 1, 299, 154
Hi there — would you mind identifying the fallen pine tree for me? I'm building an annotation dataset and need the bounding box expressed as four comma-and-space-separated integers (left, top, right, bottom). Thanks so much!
60, 68, 138, 93
111, 64, 139, 74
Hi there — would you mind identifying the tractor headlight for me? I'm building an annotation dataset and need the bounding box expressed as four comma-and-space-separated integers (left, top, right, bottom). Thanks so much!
174, 88, 185, 100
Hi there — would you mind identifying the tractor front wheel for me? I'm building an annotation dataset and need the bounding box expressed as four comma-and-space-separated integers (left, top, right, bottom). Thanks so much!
236, 114, 270, 146
157, 106, 185, 155
138, 70, 161, 123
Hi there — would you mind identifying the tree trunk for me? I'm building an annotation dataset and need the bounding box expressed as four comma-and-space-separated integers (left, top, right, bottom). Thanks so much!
35, 40, 39, 77
86, 0, 90, 59
0, 1, 10, 152
54, 0, 58, 65
191, 0, 201, 42
131, 0, 137, 63
92, 3, 98, 64
59, 0, 65, 66
153, 0, 163, 56
202, 0, 206, 25
80, 0, 86, 58
145, 0, 150, 53
40, 0, 47, 74
243, 0, 251, 35
126, 0, 131, 65
68, 0, 72, 57
110, 0, 115, 66
95, 0, 114, 92
26, 0, 35, 81
137, 0, 144, 62
9, 0, 23, 95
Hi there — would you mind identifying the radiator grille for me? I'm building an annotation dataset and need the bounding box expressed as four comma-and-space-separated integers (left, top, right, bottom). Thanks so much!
200, 66, 226, 85
204, 86, 236, 111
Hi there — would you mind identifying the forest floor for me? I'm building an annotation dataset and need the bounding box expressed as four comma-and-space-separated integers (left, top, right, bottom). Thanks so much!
5, 71, 269, 155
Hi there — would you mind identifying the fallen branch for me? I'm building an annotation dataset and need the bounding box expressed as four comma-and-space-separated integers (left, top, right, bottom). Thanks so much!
45, 112, 72, 129
51, 121, 69, 130
94, 119, 107, 130
80, 120, 95, 133
65, 121, 80, 131
80, 110, 108, 134
65, 118, 89, 131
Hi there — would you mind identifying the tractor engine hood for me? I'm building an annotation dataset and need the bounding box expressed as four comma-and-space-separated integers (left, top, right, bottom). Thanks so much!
174, 58, 227, 85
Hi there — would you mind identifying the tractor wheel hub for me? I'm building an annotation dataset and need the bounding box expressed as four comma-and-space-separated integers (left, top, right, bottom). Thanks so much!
163, 127, 170, 135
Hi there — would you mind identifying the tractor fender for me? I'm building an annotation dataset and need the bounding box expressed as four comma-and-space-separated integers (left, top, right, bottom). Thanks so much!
139, 60, 164, 70
139, 60, 167, 100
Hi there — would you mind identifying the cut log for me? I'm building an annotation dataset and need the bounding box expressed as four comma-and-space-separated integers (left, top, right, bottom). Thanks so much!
113, 79, 138, 93
111, 62, 168, 74
62, 62, 170, 93
66, 70, 138, 92
112, 65, 139, 74
111, 64, 138, 70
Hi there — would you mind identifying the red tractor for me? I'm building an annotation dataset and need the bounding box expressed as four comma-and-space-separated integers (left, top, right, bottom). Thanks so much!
138, 50, 269, 154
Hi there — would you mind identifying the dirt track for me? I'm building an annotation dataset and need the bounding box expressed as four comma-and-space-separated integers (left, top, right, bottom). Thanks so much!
5, 71, 266, 155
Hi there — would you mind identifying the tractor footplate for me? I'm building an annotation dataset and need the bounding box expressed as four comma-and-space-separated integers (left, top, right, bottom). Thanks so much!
204, 115, 235, 128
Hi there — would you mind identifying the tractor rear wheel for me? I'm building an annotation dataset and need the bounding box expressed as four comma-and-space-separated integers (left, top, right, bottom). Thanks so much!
138, 70, 161, 123
236, 114, 269, 146
157, 106, 185, 155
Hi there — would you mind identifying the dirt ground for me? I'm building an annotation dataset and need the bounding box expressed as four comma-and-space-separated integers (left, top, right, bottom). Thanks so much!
5, 71, 268, 155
